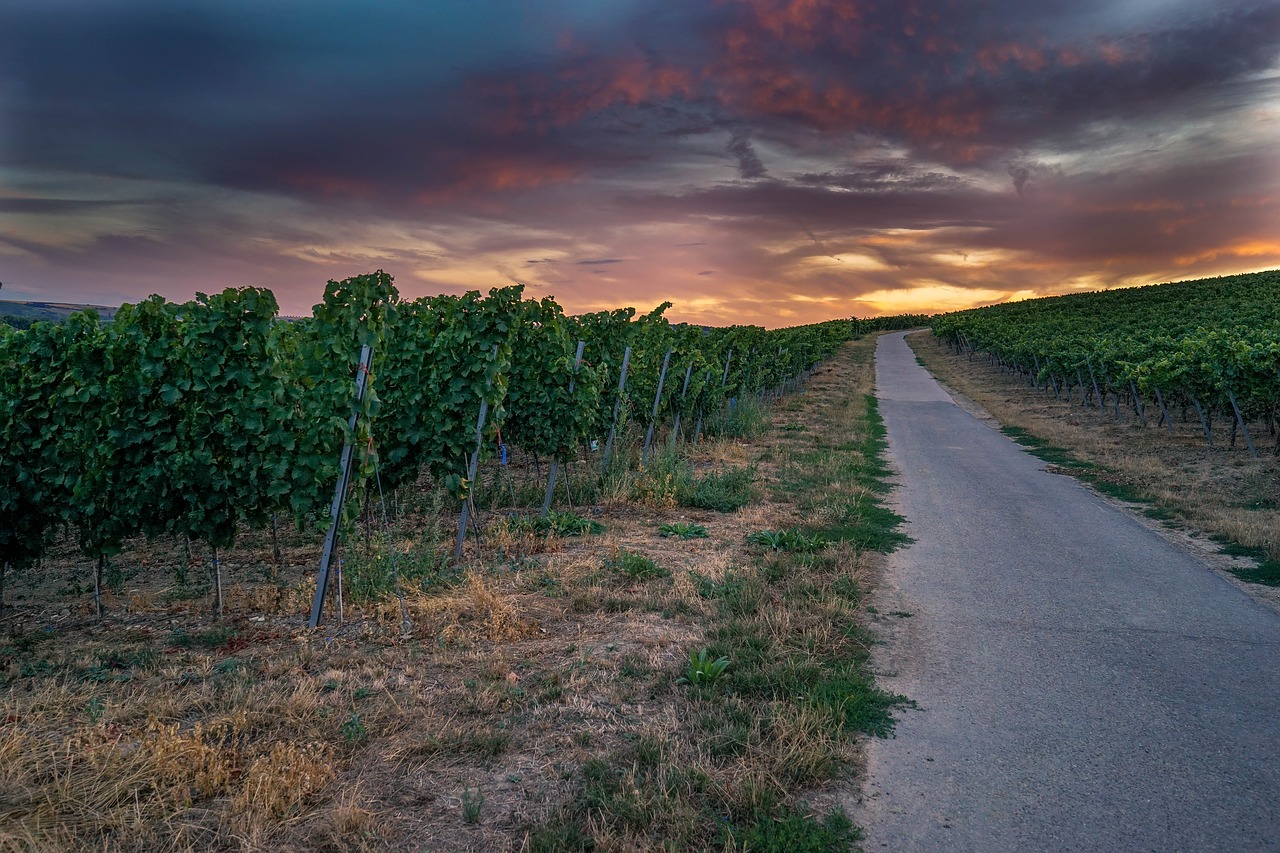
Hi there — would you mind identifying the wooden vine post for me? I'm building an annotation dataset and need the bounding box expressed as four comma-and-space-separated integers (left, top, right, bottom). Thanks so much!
453, 399, 490, 561
692, 368, 712, 443
308, 343, 374, 629
670, 362, 693, 446
541, 341, 585, 517
641, 349, 672, 465
601, 346, 631, 472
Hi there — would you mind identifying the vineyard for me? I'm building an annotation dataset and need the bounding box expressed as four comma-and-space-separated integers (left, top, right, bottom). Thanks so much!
0, 271, 924, 622
932, 270, 1280, 457
0, 276, 927, 850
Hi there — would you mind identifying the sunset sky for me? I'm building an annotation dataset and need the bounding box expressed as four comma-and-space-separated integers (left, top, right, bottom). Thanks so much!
1, 0, 1278, 327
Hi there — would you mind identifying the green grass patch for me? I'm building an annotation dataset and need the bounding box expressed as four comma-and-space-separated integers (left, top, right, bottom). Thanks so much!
1209, 536, 1280, 585
606, 550, 670, 582
689, 569, 749, 601
822, 503, 911, 553
1074, 472, 1150, 503
998, 426, 1101, 470
507, 510, 605, 538
692, 699, 754, 758
771, 397, 911, 555
1229, 560, 1280, 586
340, 533, 462, 604
415, 730, 511, 760
704, 397, 769, 439
998, 426, 1167, 507
720, 805, 861, 852
705, 613, 909, 739
659, 521, 708, 540
998, 426, 1098, 468
681, 466, 756, 512
635, 448, 756, 513
526, 343, 910, 850
168, 626, 237, 649
1212, 537, 1268, 560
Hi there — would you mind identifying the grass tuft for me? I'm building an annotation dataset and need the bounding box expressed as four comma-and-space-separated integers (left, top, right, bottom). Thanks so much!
507, 510, 606, 538
721, 805, 861, 852
1229, 559, 1280, 586
606, 549, 670, 581
636, 449, 756, 512
659, 521, 709, 540
704, 397, 769, 439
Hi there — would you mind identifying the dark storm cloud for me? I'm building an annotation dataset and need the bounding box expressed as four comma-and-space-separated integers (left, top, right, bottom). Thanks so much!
0, 1, 583, 202
470, 0, 1280, 164
0, 0, 1277, 320
6, 0, 1273, 201
1, 4, 270, 178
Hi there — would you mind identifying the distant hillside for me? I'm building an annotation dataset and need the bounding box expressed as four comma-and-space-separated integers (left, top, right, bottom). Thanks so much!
0, 299, 118, 328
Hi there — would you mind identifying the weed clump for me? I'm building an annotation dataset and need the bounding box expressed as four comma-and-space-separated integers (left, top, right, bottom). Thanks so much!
678, 648, 730, 686
606, 550, 670, 581
634, 449, 756, 513
340, 534, 458, 605
747, 528, 828, 552
659, 521, 708, 540
682, 466, 755, 512
1231, 559, 1280, 586
506, 511, 605, 538
704, 397, 769, 439
721, 805, 861, 852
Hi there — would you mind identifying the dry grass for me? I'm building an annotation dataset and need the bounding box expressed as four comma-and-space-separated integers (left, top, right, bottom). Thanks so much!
0, 336, 897, 851
909, 330, 1280, 595
688, 437, 752, 467
2, 519, 716, 851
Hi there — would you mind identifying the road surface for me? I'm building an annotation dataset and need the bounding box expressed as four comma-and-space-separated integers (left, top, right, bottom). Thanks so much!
858, 331, 1280, 852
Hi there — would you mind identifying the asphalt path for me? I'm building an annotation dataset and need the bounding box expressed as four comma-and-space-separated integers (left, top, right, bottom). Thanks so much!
858, 331, 1280, 852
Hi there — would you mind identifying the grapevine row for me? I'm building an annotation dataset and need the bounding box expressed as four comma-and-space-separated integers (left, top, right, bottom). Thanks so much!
932, 270, 1280, 456
0, 271, 917, 606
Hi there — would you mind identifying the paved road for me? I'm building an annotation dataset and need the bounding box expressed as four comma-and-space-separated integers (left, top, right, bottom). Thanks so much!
859, 331, 1280, 852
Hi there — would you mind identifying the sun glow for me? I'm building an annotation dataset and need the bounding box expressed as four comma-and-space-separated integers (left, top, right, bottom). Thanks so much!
858, 284, 1041, 314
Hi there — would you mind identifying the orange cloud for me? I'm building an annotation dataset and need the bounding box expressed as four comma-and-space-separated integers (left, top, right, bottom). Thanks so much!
1095, 37, 1133, 66
1057, 46, 1085, 66
727, 0, 866, 51
1174, 239, 1280, 266
476, 56, 698, 132
974, 42, 1048, 74
415, 159, 579, 205
471, 0, 1233, 174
